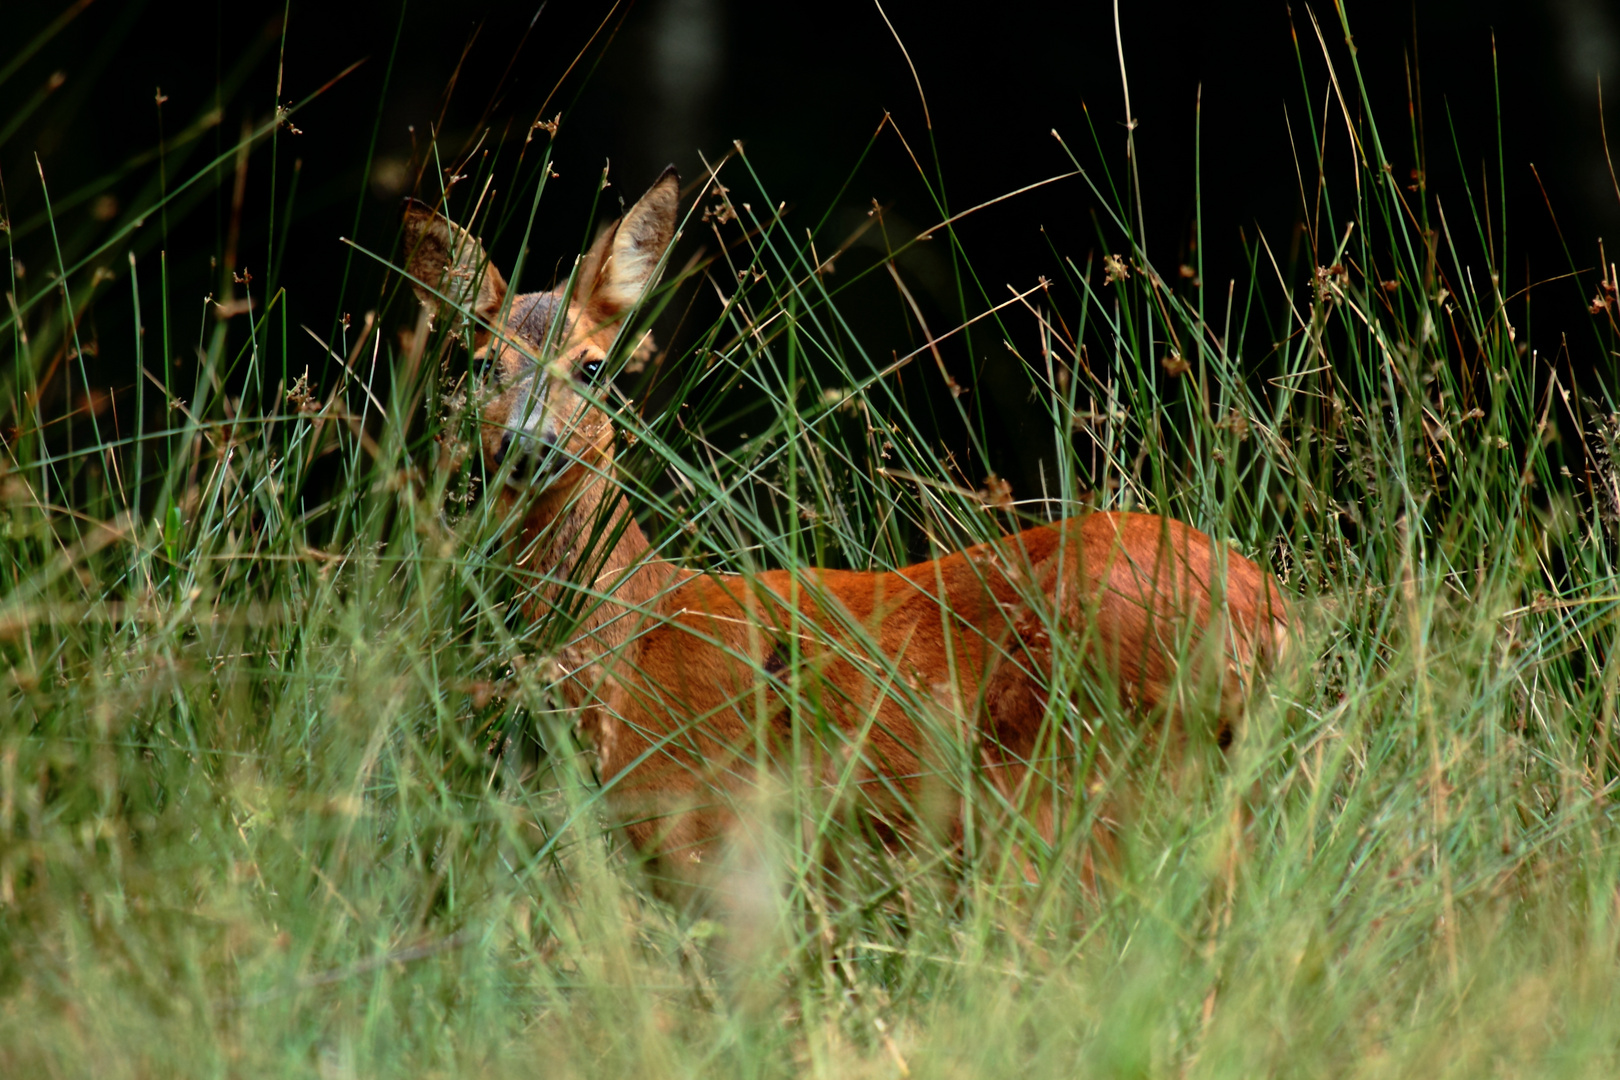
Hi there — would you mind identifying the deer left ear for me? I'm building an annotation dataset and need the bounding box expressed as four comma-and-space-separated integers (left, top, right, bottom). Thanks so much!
578, 166, 679, 317
401, 199, 509, 328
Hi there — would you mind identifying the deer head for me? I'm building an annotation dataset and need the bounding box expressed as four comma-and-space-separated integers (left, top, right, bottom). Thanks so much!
401, 167, 680, 498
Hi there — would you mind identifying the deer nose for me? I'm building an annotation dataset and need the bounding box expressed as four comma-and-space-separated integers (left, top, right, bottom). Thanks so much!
495, 429, 558, 466
496, 431, 565, 486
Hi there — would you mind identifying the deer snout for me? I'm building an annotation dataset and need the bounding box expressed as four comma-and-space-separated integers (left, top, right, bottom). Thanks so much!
493, 426, 556, 466
493, 427, 567, 486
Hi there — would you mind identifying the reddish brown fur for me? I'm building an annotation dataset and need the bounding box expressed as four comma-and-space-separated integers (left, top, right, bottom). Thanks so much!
403, 170, 1292, 897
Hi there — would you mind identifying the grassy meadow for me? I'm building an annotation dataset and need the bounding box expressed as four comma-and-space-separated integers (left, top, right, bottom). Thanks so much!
5, 4, 1620, 1076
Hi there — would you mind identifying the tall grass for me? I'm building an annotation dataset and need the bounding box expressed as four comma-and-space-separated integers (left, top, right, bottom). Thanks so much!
4, 4, 1620, 1076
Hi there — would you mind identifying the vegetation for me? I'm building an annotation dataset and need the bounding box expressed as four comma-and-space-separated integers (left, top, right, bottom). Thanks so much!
4, 4, 1620, 1076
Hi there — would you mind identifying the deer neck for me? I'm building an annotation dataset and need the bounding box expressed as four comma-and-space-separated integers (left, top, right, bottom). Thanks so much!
513, 454, 674, 665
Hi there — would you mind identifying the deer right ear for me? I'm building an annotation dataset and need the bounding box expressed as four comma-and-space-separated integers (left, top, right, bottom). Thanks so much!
401, 199, 508, 329
577, 166, 680, 318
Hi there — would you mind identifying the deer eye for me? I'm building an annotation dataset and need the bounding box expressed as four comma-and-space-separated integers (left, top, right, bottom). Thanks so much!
480, 355, 505, 389
575, 358, 605, 385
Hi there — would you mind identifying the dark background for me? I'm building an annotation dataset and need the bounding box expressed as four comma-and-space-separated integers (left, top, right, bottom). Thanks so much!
4, 0, 1619, 498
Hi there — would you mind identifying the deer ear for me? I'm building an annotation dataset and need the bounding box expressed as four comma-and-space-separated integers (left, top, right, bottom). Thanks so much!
578, 166, 679, 317
401, 199, 508, 328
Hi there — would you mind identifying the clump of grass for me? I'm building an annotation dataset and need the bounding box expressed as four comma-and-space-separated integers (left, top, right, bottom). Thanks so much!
4, 3, 1620, 1077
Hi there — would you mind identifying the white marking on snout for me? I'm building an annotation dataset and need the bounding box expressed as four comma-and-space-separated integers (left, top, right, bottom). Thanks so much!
507, 367, 554, 447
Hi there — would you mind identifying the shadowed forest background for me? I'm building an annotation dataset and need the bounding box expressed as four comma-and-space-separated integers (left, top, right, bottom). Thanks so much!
4, 0, 1618, 503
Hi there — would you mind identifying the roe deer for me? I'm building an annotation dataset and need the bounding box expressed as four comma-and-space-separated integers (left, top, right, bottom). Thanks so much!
402, 167, 1292, 897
